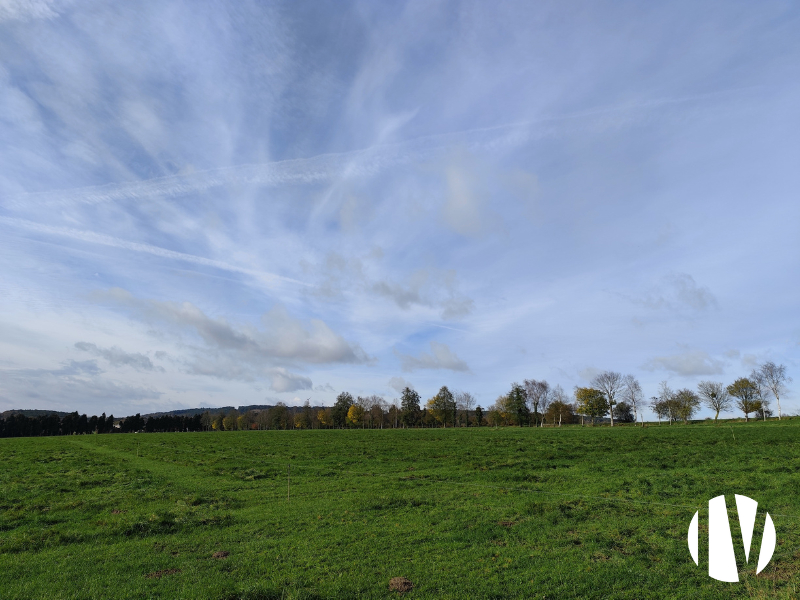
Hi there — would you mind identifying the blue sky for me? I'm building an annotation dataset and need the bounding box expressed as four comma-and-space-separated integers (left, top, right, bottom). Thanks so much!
1, 0, 798, 417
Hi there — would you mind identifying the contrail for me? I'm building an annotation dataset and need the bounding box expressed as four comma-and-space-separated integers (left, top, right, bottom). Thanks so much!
0, 87, 752, 211
0, 216, 308, 288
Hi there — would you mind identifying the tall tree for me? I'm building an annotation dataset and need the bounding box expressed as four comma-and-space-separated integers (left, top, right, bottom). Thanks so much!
474, 405, 483, 426
697, 381, 731, 423
591, 371, 623, 427
332, 392, 353, 428
523, 379, 549, 426
347, 404, 364, 427
400, 387, 421, 428
200, 411, 212, 431
223, 409, 240, 431
756, 362, 791, 420
727, 378, 759, 422
621, 375, 643, 426
427, 386, 456, 427
294, 401, 312, 429
574, 387, 608, 425
316, 408, 331, 429
673, 389, 701, 423
507, 383, 530, 426
612, 402, 634, 423
368, 396, 386, 429
545, 398, 575, 426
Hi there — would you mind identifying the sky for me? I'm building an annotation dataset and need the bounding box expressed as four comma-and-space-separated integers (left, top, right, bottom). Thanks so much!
1, 0, 798, 418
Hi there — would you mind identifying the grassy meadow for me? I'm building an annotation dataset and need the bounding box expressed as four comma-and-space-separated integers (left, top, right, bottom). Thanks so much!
1, 420, 800, 599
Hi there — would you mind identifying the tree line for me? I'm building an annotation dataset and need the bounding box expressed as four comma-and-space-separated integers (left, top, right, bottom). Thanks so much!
0, 411, 210, 438
0, 361, 790, 438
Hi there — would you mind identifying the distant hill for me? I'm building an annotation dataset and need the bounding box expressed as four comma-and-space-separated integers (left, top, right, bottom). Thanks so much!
1, 404, 321, 421
141, 405, 280, 418
142, 406, 236, 418
0, 409, 71, 419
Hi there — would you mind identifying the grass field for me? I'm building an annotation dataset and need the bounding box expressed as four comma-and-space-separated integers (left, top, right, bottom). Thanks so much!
2, 420, 800, 599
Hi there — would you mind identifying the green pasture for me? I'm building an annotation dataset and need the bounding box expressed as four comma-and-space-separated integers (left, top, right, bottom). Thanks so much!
1, 420, 800, 599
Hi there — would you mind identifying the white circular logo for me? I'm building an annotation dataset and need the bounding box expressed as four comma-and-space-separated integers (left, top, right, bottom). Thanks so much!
688, 494, 775, 582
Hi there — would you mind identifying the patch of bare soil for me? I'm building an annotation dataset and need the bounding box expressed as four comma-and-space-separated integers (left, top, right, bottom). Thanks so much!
756, 551, 800, 581
498, 521, 516, 527
144, 569, 181, 579
212, 551, 230, 559
389, 576, 413, 594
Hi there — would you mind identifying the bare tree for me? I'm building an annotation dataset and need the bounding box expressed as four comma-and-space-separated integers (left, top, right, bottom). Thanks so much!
455, 391, 477, 426
550, 385, 568, 406
621, 375, 643, 427
697, 381, 731, 423
756, 361, 791, 420
545, 386, 574, 426
749, 370, 770, 422
650, 395, 667, 425
656, 381, 676, 425
356, 396, 372, 428
368, 395, 387, 429
389, 397, 400, 428
591, 371, 623, 427
523, 379, 549, 426
539, 387, 553, 427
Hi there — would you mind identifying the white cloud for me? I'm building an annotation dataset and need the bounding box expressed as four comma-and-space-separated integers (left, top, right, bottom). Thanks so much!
371, 268, 474, 321
0, 359, 161, 412
269, 368, 312, 393
388, 376, 412, 393
97, 288, 370, 365
395, 341, 470, 373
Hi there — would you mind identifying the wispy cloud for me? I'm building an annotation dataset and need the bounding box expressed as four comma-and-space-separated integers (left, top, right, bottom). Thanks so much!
642, 349, 725, 376
0, 216, 306, 289
75, 341, 163, 372
0, 0, 66, 22
0, 359, 161, 412
1, 0, 797, 415
96, 288, 371, 366
388, 376, 413, 393
633, 273, 718, 313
